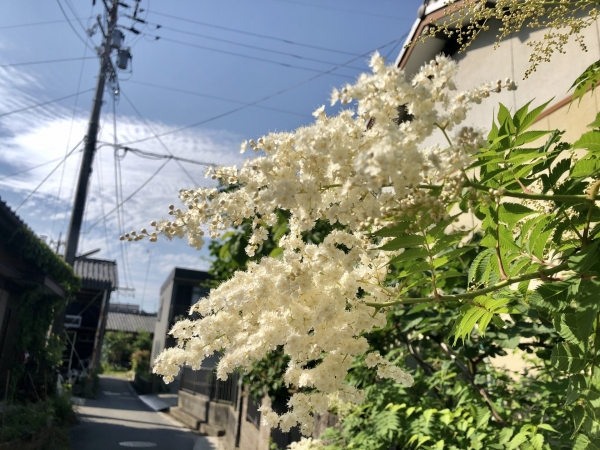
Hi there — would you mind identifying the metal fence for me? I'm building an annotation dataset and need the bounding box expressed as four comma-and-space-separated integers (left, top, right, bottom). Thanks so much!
246, 394, 261, 427
180, 366, 239, 406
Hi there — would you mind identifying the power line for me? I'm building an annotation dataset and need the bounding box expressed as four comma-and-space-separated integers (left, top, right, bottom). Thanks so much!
0, 150, 83, 181
149, 10, 360, 56
275, 0, 410, 21
0, 56, 96, 68
0, 19, 71, 30
14, 139, 84, 212
0, 88, 95, 119
154, 24, 365, 71
63, 0, 89, 36
148, 35, 355, 80
121, 36, 403, 146
112, 145, 218, 166
55, 0, 96, 52
88, 157, 170, 233
112, 96, 134, 290
121, 90, 199, 186
124, 79, 309, 118
52, 24, 92, 239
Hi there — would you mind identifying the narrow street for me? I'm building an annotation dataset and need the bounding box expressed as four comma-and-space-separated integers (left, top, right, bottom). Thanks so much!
70, 375, 218, 450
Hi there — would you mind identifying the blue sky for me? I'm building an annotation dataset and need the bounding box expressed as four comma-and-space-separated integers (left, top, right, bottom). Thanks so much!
0, 0, 421, 312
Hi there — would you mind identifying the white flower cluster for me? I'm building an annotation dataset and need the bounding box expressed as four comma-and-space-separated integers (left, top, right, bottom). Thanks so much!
288, 437, 324, 450
144, 53, 508, 434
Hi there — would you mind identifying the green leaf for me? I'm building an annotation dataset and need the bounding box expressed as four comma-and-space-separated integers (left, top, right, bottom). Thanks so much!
574, 434, 600, 450
530, 433, 544, 450
498, 203, 538, 228
498, 103, 514, 131
373, 222, 412, 237
377, 234, 426, 251
269, 247, 284, 259
508, 432, 529, 450
537, 423, 558, 433
554, 310, 596, 345
573, 131, 600, 152
452, 296, 510, 342
574, 404, 587, 434
569, 241, 600, 275
468, 247, 494, 285
498, 428, 514, 445
518, 99, 553, 132
475, 407, 491, 428
388, 247, 429, 265
589, 112, 600, 129
572, 158, 600, 178
551, 342, 589, 373
513, 130, 552, 146
567, 374, 588, 405
498, 224, 521, 252
570, 60, 600, 106
529, 281, 576, 311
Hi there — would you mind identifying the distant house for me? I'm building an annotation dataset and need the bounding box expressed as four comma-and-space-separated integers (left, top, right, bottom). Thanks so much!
396, 0, 600, 142
106, 308, 157, 336
63, 257, 118, 375
151, 268, 212, 364
0, 197, 79, 398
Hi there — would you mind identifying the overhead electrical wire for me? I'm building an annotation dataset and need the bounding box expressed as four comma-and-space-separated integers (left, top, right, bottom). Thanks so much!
89, 157, 170, 233
55, 0, 96, 52
0, 19, 72, 30
149, 10, 360, 56
0, 56, 96, 68
121, 36, 404, 146
0, 150, 83, 181
0, 88, 95, 119
112, 96, 135, 291
147, 34, 355, 80
121, 90, 199, 186
14, 139, 84, 212
52, 15, 92, 240
153, 24, 365, 71
63, 0, 89, 36
112, 145, 218, 166
275, 0, 408, 21
124, 79, 309, 118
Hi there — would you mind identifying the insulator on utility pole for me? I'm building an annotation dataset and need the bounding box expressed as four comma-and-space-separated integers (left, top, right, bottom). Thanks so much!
117, 47, 131, 70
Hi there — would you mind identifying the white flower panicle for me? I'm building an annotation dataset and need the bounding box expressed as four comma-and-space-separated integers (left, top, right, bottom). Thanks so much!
139, 53, 512, 434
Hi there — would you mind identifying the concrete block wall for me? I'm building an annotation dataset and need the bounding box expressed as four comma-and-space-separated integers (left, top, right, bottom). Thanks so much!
177, 386, 275, 450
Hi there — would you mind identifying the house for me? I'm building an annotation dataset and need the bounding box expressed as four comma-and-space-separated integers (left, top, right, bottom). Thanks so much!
396, 0, 600, 142
0, 197, 80, 398
151, 267, 213, 364
106, 307, 157, 336
63, 257, 118, 376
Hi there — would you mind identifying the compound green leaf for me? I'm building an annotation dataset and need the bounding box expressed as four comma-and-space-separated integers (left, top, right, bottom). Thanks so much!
551, 342, 589, 373
378, 234, 426, 251
529, 281, 576, 312
498, 203, 538, 228
573, 131, 600, 152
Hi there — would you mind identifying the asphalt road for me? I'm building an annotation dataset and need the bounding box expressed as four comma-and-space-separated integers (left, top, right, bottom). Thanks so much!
70, 375, 218, 450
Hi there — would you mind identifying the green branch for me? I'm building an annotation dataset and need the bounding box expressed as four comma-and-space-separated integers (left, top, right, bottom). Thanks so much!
364, 262, 569, 309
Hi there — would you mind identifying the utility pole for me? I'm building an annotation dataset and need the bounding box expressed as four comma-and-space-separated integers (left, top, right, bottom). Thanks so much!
63, 0, 119, 266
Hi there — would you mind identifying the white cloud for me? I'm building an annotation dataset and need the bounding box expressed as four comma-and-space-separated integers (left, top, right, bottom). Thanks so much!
0, 66, 243, 312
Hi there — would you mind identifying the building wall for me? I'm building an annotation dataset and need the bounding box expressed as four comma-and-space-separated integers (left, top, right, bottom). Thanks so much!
403, 16, 600, 150
152, 277, 174, 363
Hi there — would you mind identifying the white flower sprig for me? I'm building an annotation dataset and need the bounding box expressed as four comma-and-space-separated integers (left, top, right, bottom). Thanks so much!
134, 53, 515, 434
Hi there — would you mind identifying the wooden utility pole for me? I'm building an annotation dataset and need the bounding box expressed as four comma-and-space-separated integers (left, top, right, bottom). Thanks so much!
63, 0, 119, 265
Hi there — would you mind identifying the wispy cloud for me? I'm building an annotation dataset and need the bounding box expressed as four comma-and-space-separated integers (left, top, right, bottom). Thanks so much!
0, 66, 244, 312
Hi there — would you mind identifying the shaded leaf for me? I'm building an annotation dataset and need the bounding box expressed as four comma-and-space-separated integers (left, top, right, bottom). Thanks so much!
551, 342, 589, 373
